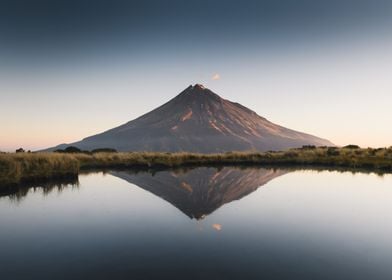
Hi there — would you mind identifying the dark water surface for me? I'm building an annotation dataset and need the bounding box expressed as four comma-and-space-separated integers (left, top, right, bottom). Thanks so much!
1, 167, 392, 280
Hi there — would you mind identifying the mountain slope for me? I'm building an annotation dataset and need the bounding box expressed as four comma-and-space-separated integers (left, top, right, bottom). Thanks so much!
49, 84, 333, 152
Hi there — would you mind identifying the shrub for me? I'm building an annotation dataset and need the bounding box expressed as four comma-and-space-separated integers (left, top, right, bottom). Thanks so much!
302, 145, 316, 149
91, 148, 118, 153
367, 149, 376, 156
55, 146, 83, 153
327, 147, 340, 156
343, 145, 360, 149
64, 146, 82, 153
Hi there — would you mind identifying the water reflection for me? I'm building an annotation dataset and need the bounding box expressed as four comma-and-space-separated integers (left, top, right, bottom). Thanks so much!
0, 176, 79, 201
1, 168, 392, 280
0, 167, 288, 216
111, 167, 288, 219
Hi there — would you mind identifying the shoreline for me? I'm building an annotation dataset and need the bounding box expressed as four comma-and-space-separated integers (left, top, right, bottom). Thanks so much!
1, 147, 391, 187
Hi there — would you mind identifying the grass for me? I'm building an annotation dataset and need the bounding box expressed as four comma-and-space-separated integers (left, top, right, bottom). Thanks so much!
0, 153, 79, 186
1, 146, 391, 187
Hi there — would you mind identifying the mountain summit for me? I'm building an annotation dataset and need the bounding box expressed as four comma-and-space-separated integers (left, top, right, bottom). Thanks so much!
49, 84, 333, 152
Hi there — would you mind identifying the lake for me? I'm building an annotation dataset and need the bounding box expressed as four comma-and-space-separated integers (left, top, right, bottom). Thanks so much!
1, 167, 392, 280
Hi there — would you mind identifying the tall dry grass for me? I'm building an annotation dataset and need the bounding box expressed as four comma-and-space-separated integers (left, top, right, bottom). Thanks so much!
0, 153, 79, 186
1, 146, 391, 186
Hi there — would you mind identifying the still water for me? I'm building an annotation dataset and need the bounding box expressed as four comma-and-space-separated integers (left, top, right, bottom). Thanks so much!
1, 167, 392, 280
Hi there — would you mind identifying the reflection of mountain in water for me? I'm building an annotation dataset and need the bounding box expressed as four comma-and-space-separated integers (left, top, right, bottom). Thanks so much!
112, 167, 288, 219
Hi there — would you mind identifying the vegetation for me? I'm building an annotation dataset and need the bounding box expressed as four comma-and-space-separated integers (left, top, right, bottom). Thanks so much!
343, 144, 361, 149
54, 146, 117, 154
0, 153, 79, 186
91, 148, 118, 153
54, 146, 84, 153
0, 146, 392, 187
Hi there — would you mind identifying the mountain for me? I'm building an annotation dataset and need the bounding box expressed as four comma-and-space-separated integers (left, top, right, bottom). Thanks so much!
111, 167, 288, 219
48, 84, 333, 152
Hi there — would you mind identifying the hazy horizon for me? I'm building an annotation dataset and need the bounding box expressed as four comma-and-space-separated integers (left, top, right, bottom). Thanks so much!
1, 0, 392, 151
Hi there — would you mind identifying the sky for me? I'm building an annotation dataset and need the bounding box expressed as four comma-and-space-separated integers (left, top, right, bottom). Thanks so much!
1, 0, 392, 151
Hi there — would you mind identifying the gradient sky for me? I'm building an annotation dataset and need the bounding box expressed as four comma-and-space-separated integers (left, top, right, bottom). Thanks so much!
1, 0, 392, 151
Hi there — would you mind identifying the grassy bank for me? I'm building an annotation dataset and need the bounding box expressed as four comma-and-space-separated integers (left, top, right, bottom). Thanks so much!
1, 146, 392, 186
0, 153, 79, 186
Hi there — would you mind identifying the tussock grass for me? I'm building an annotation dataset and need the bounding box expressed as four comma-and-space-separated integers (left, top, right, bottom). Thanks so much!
0, 153, 79, 186
1, 146, 392, 187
